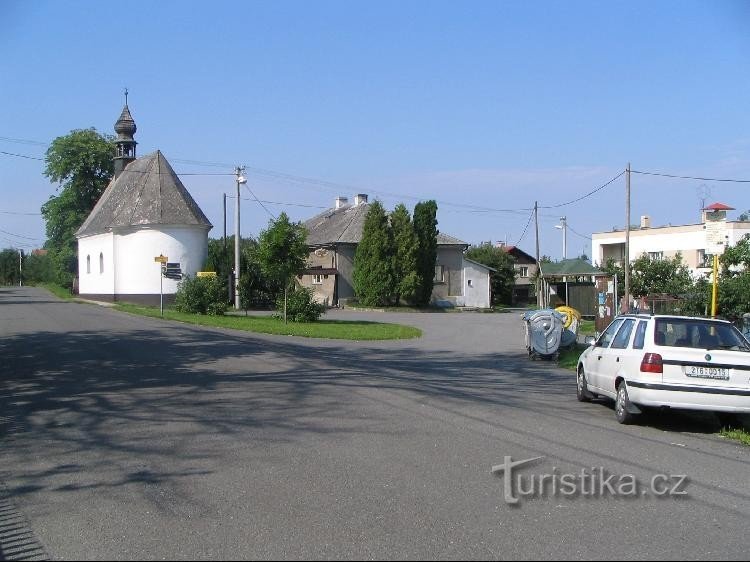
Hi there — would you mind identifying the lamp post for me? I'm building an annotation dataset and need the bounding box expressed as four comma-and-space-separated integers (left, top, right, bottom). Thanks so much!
554, 216, 567, 260
234, 166, 247, 310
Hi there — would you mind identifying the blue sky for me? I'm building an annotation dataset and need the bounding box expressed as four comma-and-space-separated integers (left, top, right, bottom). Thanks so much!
1, 0, 749, 260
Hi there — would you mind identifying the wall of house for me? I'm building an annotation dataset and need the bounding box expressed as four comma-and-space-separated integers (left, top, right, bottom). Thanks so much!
592, 221, 750, 276
459, 259, 491, 308
432, 246, 464, 302
113, 225, 208, 297
78, 232, 115, 295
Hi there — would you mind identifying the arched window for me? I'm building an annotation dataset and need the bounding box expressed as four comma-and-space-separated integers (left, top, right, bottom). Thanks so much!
86, 255, 91, 274
99, 252, 104, 274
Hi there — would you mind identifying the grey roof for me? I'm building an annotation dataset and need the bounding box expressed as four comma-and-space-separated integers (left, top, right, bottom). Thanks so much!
304, 202, 468, 247
540, 258, 603, 277
76, 150, 212, 237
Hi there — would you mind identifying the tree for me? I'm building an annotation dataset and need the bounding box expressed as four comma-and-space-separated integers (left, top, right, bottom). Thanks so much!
413, 200, 438, 306
630, 252, 693, 298
41, 128, 115, 287
255, 212, 309, 322
390, 203, 418, 305
0, 249, 21, 285
353, 200, 395, 306
465, 243, 517, 305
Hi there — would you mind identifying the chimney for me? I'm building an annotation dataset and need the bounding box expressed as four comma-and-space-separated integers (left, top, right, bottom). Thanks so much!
354, 193, 368, 206
640, 215, 651, 229
335, 196, 349, 209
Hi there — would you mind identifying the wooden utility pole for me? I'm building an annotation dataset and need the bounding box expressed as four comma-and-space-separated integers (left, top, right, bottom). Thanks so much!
535, 201, 542, 308
624, 163, 631, 313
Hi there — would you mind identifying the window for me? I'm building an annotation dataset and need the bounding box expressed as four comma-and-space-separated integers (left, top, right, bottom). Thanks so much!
434, 265, 445, 283
86, 255, 91, 274
312, 274, 323, 285
519, 266, 529, 278
99, 253, 104, 274
611, 319, 636, 349
697, 249, 713, 269
648, 251, 663, 261
597, 318, 624, 348
632, 321, 648, 349
467, 279, 473, 287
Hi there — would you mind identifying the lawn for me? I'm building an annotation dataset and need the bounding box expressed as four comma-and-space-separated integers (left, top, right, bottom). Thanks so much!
114, 303, 422, 340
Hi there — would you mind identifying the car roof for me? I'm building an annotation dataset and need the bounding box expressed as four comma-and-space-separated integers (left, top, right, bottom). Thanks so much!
619, 313, 732, 325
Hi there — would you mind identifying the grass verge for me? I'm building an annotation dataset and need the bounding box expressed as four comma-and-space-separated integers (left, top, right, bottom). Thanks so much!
38, 283, 75, 300
720, 428, 750, 446
558, 344, 586, 370
114, 303, 422, 340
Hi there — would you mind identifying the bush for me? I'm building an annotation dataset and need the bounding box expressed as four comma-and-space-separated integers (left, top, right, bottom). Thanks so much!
174, 275, 227, 315
274, 286, 326, 322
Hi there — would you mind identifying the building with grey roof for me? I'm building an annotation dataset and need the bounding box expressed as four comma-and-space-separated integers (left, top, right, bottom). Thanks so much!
300, 195, 493, 308
76, 101, 212, 304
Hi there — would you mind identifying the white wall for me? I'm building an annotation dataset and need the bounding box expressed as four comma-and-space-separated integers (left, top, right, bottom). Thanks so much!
113, 226, 209, 295
78, 232, 115, 295
459, 259, 492, 308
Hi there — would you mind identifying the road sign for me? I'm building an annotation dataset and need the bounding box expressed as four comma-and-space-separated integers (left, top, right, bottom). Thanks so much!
705, 220, 727, 255
162, 262, 182, 280
154, 255, 168, 263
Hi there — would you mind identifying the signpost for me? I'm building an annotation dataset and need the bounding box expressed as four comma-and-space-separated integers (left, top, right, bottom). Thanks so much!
703, 206, 732, 318
155, 255, 167, 316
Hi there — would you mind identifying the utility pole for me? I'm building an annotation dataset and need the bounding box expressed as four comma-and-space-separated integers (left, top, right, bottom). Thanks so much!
555, 216, 568, 260
624, 163, 631, 314
234, 166, 247, 310
535, 201, 542, 308
18, 249, 22, 287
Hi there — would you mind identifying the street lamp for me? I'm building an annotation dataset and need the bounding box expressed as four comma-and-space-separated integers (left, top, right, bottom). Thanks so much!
554, 216, 567, 260
234, 167, 247, 310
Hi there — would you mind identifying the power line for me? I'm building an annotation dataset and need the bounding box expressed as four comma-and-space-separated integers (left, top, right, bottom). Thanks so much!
567, 224, 592, 241
0, 150, 44, 161
539, 170, 626, 209
243, 183, 276, 220
631, 169, 750, 184
0, 209, 42, 216
0, 228, 41, 241
515, 208, 535, 246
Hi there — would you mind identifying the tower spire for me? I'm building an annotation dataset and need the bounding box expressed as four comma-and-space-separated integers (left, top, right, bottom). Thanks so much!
113, 92, 137, 179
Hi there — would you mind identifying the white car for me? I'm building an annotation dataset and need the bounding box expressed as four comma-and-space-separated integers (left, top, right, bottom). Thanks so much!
576, 314, 750, 424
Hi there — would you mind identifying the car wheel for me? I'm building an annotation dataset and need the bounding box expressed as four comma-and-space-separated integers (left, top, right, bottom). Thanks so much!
615, 382, 637, 425
716, 412, 740, 429
577, 367, 592, 402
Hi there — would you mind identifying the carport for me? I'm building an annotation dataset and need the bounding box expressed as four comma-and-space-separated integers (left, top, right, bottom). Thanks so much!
538, 258, 606, 317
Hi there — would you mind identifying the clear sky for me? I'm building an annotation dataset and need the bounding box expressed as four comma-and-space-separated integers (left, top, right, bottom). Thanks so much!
1, 0, 749, 261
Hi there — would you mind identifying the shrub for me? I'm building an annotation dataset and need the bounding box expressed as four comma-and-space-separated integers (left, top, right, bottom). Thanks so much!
274, 286, 325, 322
174, 275, 227, 315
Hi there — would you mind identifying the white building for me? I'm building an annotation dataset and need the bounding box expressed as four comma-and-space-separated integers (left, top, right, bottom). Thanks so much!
456, 258, 494, 308
591, 205, 750, 278
76, 103, 212, 304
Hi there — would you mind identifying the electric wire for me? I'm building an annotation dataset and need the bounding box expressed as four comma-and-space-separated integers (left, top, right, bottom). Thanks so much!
631, 170, 750, 184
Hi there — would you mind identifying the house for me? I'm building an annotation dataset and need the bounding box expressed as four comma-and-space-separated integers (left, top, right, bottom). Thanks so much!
498, 243, 538, 305
301, 195, 492, 307
591, 204, 750, 277
76, 101, 212, 304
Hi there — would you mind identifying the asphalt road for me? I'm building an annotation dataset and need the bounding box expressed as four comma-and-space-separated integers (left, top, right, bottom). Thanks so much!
1, 286, 749, 560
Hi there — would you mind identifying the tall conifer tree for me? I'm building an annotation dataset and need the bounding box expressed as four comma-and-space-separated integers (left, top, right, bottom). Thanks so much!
353, 200, 395, 306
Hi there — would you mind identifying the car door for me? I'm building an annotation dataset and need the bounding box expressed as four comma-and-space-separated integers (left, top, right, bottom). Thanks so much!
587, 318, 625, 393
597, 318, 637, 395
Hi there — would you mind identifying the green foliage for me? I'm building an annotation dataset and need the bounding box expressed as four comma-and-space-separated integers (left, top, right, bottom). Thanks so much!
390, 203, 419, 304
465, 243, 517, 305
273, 286, 325, 322
630, 252, 693, 297
256, 212, 309, 320
174, 275, 227, 315
721, 234, 750, 272
353, 200, 395, 306
23, 252, 56, 284
0, 249, 21, 285
41, 128, 115, 288
413, 200, 438, 306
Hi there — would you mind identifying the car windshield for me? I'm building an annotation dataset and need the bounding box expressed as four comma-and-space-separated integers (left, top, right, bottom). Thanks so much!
654, 318, 750, 351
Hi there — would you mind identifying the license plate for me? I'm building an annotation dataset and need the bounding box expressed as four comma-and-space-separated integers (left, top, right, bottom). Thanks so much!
683, 365, 731, 381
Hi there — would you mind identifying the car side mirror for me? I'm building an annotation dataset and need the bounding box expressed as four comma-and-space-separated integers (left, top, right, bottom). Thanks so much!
585, 336, 597, 347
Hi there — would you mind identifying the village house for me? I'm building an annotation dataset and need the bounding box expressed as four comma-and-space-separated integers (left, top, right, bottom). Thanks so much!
300, 195, 494, 308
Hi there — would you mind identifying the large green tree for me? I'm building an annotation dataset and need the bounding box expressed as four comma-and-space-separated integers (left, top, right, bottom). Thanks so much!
353, 200, 395, 306
390, 203, 419, 305
465, 243, 517, 305
413, 200, 438, 306
41, 128, 115, 287
630, 252, 693, 298
255, 212, 308, 322
0, 249, 21, 285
